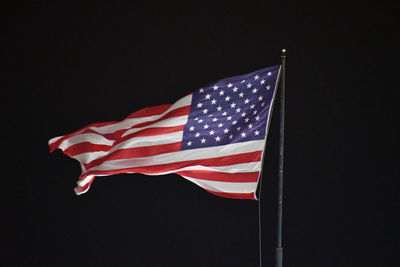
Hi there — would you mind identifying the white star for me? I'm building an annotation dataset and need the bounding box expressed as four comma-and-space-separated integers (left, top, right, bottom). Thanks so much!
200, 138, 206, 143
195, 132, 200, 137
239, 92, 244, 97
241, 112, 247, 117
233, 87, 238, 92
223, 128, 229, 133
198, 119, 204, 123
245, 117, 249, 123
230, 102, 236, 108
252, 88, 258, 93
248, 123, 253, 129
187, 141, 192, 146
237, 126, 241, 131
189, 126, 195, 131
255, 75, 259, 80
215, 136, 221, 142
261, 102, 265, 107
209, 130, 215, 135
199, 88, 204, 93
258, 96, 263, 101
241, 132, 246, 137
232, 120, 237, 125
244, 98, 250, 104
217, 106, 223, 111
205, 94, 211, 99
213, 85, 219, 90
236, 108, 241, 113
197, 102, 203, 108
227, 116, 232, 120
203, 124, 209, 129
253, 110, 258, 115
250, 104, 255, 109
260, 79, 265, 85
255, 115, 260, 121
241, 79, 246, 83
211, 99, 217, 104
212, 117, 218, 122
194, 117, 198, 120
254, 130, 260, 136
203, 108, 208, 114
229, 134, 233, 139
225, 96, 231, 101
222, 111, 228, 116
218, 123, 224, 128
267, 72, 272, 76
247, 83, 252, 88
219, 90, 225, 96
266, 85, 271, 90
227, 83, 233, 88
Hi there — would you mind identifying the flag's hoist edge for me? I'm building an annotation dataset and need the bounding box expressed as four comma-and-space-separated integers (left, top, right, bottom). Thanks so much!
49, 65, 281, 200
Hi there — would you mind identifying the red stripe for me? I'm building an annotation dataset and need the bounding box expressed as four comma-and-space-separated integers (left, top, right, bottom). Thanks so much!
127, 104, 172, 118
64, 142, 111, 156
49, 104, 189, 152
49, 121, 120, 152
84, 142, 182, 169
114, 125, 184, 146
205, 190, 256, 200
84, 151, 262, 176
61, 125, 184, 164
177, 170, 259, 182
50, 122, 184, 154
75, 176, 95, 194
75, 177, 256, 200
75, 178, 256, 200
69, 108, 189, 142
129, 106, 190, 129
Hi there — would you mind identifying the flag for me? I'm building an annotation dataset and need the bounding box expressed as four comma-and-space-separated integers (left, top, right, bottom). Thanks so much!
49, 65, 281, 199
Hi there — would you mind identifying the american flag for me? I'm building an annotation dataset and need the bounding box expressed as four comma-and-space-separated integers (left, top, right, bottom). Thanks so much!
49, 65, 281, 199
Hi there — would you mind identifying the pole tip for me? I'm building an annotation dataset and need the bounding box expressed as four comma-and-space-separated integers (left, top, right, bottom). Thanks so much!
281, 48, 286, 53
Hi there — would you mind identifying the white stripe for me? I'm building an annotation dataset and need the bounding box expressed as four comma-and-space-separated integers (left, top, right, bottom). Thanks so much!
61, 115, 186, 152
58, 133, 114, 150
113, 131, 183, 149
49, 94, 191, 149
71, 131, 184, 164
71, 151, 110, 164
77, 171, 259, 194
55, 114, 186, 153
182, 177, 258, 193
86, 94, 192, 135
77, 161, 261, 187
155, 161, 262, 175
74, 184, 91, 195
89, 140, 265, 172
121, 115, 188, 137
49, 136, 63, 145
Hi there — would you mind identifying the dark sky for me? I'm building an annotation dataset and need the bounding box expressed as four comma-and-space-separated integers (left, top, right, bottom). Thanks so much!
5, 1, 399, 266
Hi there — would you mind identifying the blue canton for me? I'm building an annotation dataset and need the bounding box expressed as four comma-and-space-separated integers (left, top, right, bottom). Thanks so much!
181, 65, 280, 150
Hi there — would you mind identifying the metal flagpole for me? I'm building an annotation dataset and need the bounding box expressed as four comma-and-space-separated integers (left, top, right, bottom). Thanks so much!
276, 49, 286, 267
258, 49, 286, 267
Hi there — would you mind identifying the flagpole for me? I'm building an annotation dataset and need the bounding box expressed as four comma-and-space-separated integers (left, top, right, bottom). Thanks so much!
276, 48, 286, 267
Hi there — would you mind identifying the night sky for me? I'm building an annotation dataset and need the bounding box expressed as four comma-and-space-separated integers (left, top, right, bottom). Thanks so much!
5, 1, 398, 266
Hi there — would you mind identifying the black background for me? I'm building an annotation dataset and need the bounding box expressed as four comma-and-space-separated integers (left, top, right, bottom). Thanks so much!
4, 1, 399, 266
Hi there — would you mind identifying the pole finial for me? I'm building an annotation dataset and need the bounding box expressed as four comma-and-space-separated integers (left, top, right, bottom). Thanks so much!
281, 48, 286, 53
